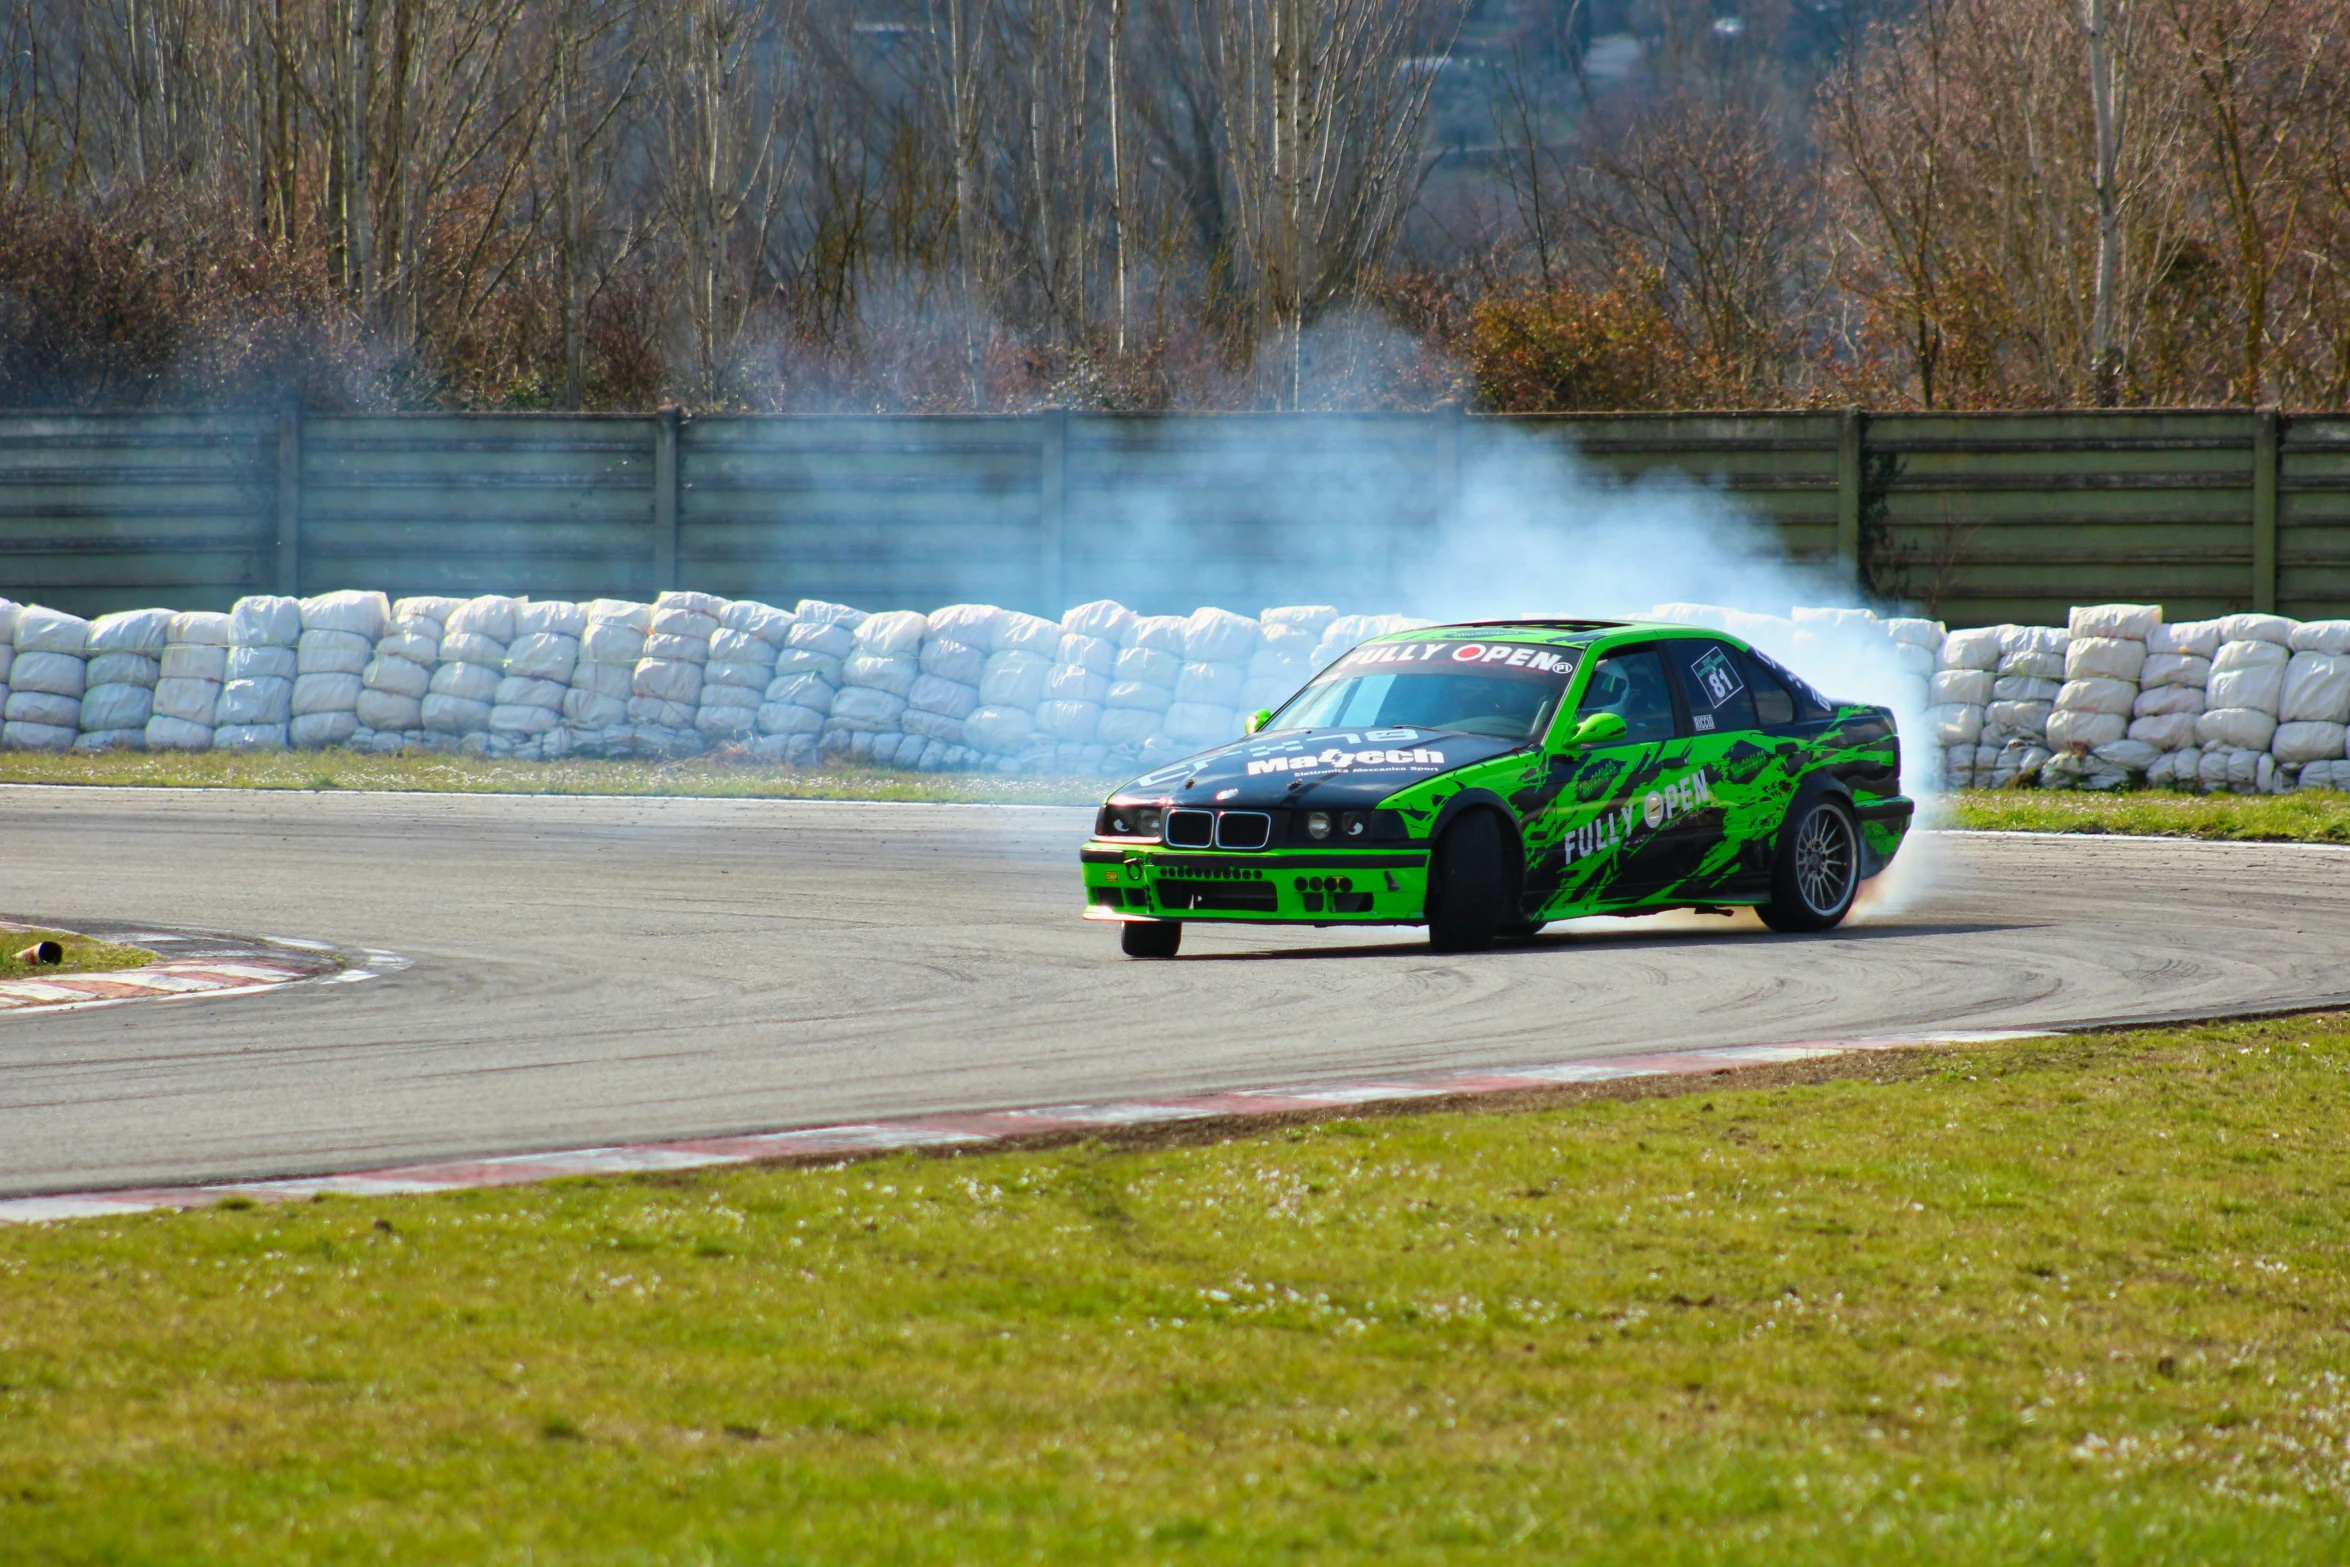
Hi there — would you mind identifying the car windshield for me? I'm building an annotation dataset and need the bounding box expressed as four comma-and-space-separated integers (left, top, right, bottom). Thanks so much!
1270, 639, 1580, 741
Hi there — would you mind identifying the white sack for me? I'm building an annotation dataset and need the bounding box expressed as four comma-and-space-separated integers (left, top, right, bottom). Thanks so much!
2272, 720, 2348, 764
842, 653, 918, 698
10, 650, 85, 698
2288, 620, 2350, 654
297, 630, 373, 675
633, 659, 703, 704
855, 610, 927, 658
1129, 615, 1187, 654
229, 596, 301, 647
703, 662, 771, 692
288, 711, 356, 748
1061, 600, 1136, 643
1176, 661, 1247, 708
395, 595, 466, 625
506, 633, 580, 682
169, 610, 233, 647
2216, 612, 2293, 645
212, 722, 287, 751
2134, 684, 2205, 717
908, 674, 979, 719
1938, 627, 2002, 671
756, 703, 825, 737
299, 590, 390, 639
718, 599, 794, 644
692, 704, 755, 739
1035, 700, 1103, 741
1163, 702, 1239, 748
786, 619, 857, 659
920, 639, 987, 686
152, 677, 220, 723
979, 650, 1050, 709
903, 710, 966, 744
2046, 709, 2127, 750
356, 690, 424, 731
1885, 616, 1945, 649
226, 645, 297, 682
363, 657, 431, 700
1930, 669, 1994, 706
144, 715, 212, 751
215, 677, 293, 725
77, 684, 150, 731
1992, 675, 2061, 703
2056, 677, 2135, 716
2140, 653, 2211, 689
764, 673, 834, 713
444, 596, 520, 644
2092, 738, 2164, 773
160, 645, 227, 682
5, 690, 79, 727
2000, 625, 2067, 656
2280, 652, 2350, 722
2212, 639, 2289, 676
2068, 603, 2161, 641
1055, 633, 1116, 676
495, 677, 567, 710
2207, 663, 2285, 714
1997, 650, 2068, 680
1106, 679, 1173, 712
827, 686, 906, 731
438, 631, 507, 666
2065, 637, 2146, 682
655, 589, 725, 619
376, 627, 438, 664
3, 719, 76, 750
793, 598, 866, 629
1045, 665, 1109, 704
571, 662, 634, 699
1096, 708, 1164, 746
16, 605, 91, 656
2197, 707, 2278, 750
559, 691, 626, 729
421, 693, 491, 734
994, 612, 1061, 657
2141, 621, 2203, 656
1925, 703, 1983, 745
582, 621, 648, 664
1985, 700, 2053, 736
1114, 645, 1180, 688
431, 661, 502, 704
708, 629, 778, 666
964, 705, 1035, 753
515, 600, 588, 638
2127, 712, 2199, 750
1182, 607, 1259, 664
88, 608, 173, 654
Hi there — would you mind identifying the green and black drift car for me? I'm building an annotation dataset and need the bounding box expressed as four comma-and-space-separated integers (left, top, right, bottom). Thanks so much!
1080, 619, 1914, 958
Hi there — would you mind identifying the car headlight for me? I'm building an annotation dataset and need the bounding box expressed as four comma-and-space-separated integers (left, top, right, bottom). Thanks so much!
1098, 804, 1163, 840
1304, 810, 1332, 840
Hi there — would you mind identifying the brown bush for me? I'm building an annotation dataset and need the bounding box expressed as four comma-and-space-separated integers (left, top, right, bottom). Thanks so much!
1463, 268, 1693, 412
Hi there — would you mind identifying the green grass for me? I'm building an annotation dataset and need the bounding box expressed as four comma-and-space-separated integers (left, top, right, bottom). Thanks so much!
5, 1018, 2349, 1563
0, 749, 1107, 806
0, 925, 154, 981
1950, 787, 2350, 843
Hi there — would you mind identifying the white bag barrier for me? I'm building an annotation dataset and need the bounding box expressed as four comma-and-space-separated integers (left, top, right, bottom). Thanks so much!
3, 719, 77, 750
2127, 711, 2198, 750
2055, 677, 2135, 717
5, 690, 80, 728
16, 606, 90, 656
2064, 637, 2146, 682
2272, 720, 2348, 764
2133, 684, 2204, 718
2288, 620, 2350, 654
1182, 607, 1259, 664
2216, 612, 2293, 645
2068, 603, 2162, 641
216, 677, 293, 725
1937, 626, 2002, 671
2197, 707, 2278, 751
2047, 709, 2127, 750
2140, 653, 2211, 689
153, 677, 222, 723
2280, 652, 2350, 723
80, 684, 153, 730
994, 611, 1061, 656
2207, 663, 2285, 715
855, 610, 927, 658
11, 650, 85, 698
88, 608, 172, 655
1929, 669, 1994, 706
300, 591, 391, 640
445, 596, 521, 644
2147, 620, 2223, 657
229, 595, 300, 647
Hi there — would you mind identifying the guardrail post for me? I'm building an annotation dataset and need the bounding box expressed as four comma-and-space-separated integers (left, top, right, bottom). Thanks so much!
274, 405, 301, 596
1038, 406, 1068, 617
1836, 406, 1865, 593
653, 404, 681, 593
2253, 406, 2280, 613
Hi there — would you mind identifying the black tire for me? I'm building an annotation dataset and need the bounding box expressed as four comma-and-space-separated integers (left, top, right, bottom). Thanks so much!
1758, 793, 1861, 933
1427, 811, 1511, 953
1120, 919, 1182, 958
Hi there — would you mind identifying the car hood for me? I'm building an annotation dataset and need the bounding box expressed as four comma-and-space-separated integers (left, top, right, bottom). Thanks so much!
1113, 726, 1526, 809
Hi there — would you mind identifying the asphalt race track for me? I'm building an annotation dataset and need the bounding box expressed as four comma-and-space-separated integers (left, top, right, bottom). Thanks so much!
5, 786, 2349, 1197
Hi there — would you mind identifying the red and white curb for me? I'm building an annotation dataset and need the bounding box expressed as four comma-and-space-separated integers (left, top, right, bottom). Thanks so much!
0, 929, 378, 1016
0, 1027, 2050, 1224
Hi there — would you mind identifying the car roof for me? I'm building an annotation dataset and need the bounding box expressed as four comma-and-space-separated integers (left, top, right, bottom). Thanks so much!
1362, 618, 1733, 649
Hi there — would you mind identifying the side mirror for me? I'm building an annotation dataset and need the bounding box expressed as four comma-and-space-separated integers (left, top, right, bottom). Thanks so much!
1569, 711, 1628, 746
1245, 709, 1274, 736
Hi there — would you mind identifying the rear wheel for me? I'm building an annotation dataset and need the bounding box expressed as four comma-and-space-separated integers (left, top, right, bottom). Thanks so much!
1758, 794, 1860, 932
1119, 919, 1183, 958
1427, 811, 1511, 953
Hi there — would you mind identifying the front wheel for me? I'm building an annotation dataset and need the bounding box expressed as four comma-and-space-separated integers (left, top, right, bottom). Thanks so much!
1758, 794, 1860, 932
1427, 811, 1512, 953
1120, 919, 1182, 958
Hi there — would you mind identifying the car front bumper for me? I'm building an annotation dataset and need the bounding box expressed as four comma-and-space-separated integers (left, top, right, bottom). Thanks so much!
1078, 841, 1433, 925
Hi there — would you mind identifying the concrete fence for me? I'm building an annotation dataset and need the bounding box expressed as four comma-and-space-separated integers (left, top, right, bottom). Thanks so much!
4, 409, 2346, 628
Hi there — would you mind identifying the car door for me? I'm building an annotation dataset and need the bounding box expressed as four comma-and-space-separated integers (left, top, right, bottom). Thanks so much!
1522, 644, 1692, 912
1653, 637, 1766, 899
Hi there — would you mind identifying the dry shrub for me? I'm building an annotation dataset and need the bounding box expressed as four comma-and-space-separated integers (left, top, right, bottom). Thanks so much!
1464, 267, 1692, 412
